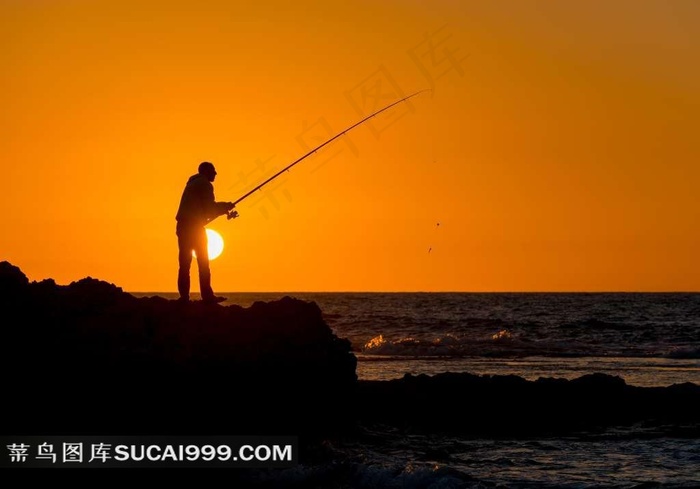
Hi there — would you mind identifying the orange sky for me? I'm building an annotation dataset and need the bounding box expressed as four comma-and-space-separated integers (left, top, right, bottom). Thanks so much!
2, 0, 699, 292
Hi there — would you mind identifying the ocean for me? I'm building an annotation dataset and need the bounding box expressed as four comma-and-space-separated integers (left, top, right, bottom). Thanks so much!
134, 292, 700, 488
139, 292, 700, 387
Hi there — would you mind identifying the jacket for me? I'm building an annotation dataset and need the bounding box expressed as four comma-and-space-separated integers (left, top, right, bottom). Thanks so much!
175, 174, 230, 228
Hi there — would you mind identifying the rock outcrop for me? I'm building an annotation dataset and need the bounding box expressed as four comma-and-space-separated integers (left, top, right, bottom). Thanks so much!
0, 261, 357, 439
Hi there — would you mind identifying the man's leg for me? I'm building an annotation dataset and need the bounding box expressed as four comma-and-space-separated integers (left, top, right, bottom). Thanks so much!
177, 229, 194, 301
192, 226, 215, 300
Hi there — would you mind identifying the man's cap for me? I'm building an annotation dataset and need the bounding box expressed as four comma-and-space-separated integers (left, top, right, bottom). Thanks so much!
198, 161, 216, 173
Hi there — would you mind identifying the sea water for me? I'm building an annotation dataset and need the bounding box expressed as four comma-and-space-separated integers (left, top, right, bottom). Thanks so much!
136, 292, 700, 487
145, 292, 700, 387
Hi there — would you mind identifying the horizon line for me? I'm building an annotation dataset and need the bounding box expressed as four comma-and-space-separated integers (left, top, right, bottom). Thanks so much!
127, 290, 700, 294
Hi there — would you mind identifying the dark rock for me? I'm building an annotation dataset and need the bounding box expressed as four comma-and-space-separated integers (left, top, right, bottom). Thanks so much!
356, 371, 700, 436
0, 260, 29, 301
0, 261, 357, 443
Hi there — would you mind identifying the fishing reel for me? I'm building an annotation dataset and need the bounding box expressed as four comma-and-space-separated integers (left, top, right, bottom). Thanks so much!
226, 210, 239, 220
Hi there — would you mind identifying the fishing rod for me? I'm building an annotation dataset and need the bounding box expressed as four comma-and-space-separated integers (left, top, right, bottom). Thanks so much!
225, 88, 430, 220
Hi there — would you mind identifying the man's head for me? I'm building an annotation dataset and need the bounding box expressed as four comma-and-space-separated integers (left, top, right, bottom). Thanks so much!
198, 161, 217, 182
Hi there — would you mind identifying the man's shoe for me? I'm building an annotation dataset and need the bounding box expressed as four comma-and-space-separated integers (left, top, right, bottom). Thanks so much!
176, 297, 190, 304
202, 295, 227, 304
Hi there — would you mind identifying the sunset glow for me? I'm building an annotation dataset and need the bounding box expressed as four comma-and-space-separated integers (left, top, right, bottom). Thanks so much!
192, 229, 224, 261
2, 1, 698, 292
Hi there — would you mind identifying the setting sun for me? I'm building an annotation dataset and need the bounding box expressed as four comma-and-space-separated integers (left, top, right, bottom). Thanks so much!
192, 229, 224, 261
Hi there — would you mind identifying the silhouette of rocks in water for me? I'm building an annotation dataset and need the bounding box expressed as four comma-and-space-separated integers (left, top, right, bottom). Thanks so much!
1, 260, 698, 450
357, 371, 699, 437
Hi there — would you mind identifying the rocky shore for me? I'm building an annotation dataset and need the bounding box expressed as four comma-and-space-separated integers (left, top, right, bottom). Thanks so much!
2, 260, 698, 459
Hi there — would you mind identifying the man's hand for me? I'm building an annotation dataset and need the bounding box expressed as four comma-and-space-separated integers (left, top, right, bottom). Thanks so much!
226, 202, 236, 211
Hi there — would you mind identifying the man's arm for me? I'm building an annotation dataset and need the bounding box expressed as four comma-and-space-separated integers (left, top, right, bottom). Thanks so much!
203, 182, 235, 221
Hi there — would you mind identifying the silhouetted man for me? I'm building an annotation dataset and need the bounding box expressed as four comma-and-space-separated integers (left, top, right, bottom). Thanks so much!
176, 161, 235, 303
